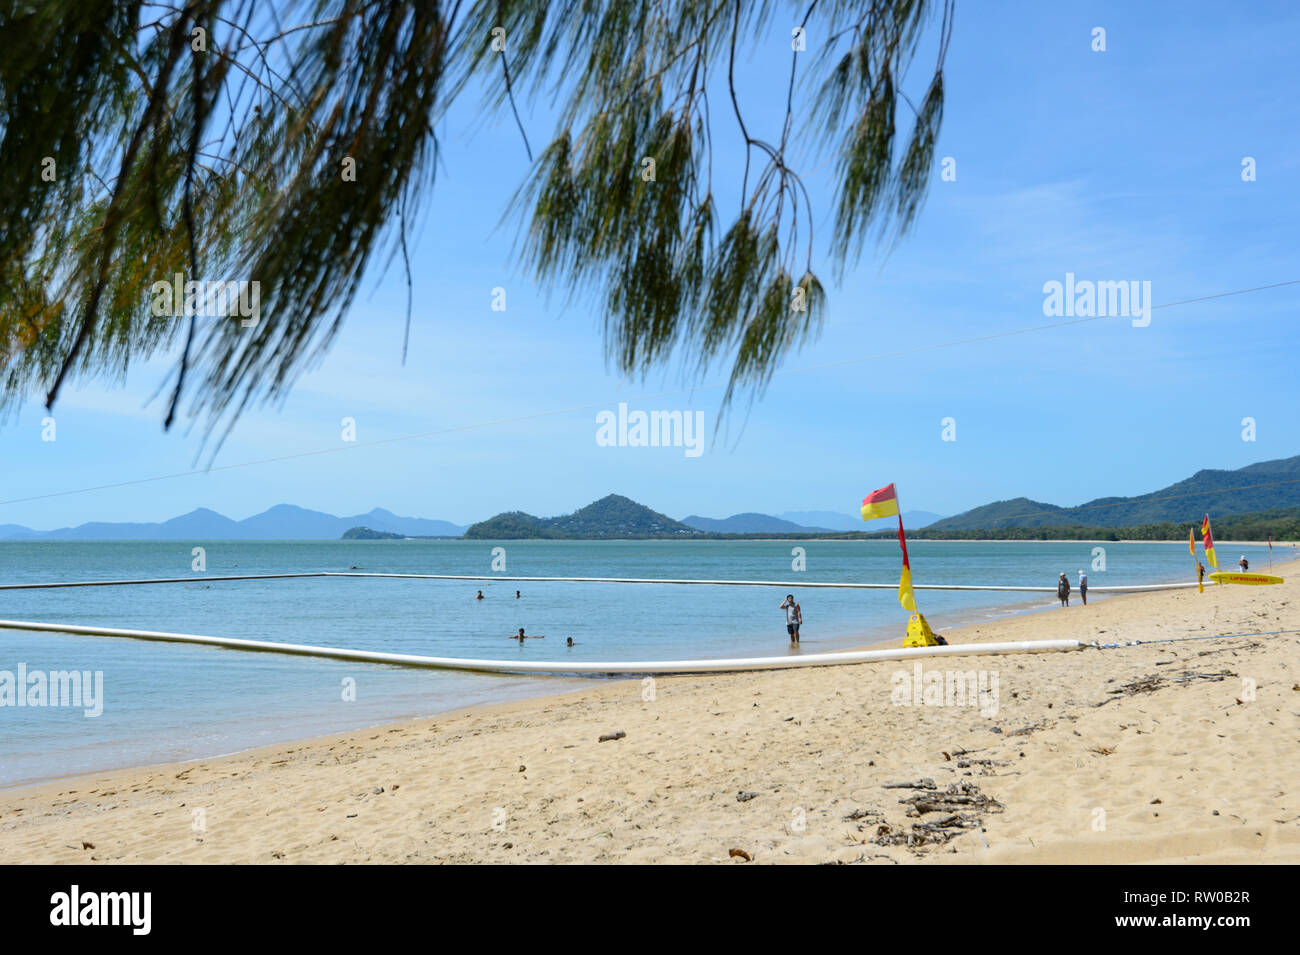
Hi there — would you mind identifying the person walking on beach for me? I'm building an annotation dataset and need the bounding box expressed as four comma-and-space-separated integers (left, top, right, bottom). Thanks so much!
1057, 573, 1070, 607
1078, 569, 1088, 606
780, 594, 802, 644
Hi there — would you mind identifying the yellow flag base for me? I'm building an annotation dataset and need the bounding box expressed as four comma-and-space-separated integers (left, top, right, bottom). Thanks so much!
903, 613, 941, 648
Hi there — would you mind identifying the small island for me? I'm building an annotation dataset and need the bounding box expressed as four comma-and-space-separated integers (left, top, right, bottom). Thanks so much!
341, 526, 404, 540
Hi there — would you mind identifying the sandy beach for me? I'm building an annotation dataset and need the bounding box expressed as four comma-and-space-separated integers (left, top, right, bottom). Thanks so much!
2, 560, 1297, 865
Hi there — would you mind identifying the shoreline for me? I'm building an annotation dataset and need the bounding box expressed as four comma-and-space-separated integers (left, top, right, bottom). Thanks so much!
2, 559, 1295, 863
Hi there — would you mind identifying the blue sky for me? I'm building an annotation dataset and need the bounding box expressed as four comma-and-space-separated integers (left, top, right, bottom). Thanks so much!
3, 1, 1298, 530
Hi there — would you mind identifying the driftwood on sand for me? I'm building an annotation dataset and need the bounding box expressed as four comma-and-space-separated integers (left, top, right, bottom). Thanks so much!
1095, 668, 1236, 707
866, 780, 1004, 849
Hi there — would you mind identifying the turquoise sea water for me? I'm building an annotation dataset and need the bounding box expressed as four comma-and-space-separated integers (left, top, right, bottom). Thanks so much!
0, 538, 1279, 787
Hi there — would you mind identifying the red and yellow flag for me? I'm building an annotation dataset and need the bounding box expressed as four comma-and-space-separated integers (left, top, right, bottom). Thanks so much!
861, 484, 900, 521
1188, 526, 1195, 556
862, 483, 914, 610
1201, 514, 1217, 569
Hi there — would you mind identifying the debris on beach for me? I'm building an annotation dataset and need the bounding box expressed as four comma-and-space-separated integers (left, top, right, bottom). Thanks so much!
1197, 642, 1261, 657
899, 780, 1004, 817
955, 755, 1007, 776
1095, 668, 1236, 706
736, 790, 761, 802
843, 807, 885, 823
1006, 721, 1048, 737
873, 815, 984, 847
821, 852, 899, 865
728, 848, 752, 861
598, 731, 626, 742
861, 781, 1004, 850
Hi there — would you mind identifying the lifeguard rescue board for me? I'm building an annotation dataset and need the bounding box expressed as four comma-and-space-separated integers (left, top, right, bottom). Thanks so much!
1209, 572, 1284, 585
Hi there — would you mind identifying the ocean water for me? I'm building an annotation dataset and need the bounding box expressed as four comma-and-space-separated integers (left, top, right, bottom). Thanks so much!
0, 538, 1278, 787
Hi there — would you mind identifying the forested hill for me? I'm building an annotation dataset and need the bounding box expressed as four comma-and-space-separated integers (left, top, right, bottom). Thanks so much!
929, 455, 1300, 530
464, 494, 705, 539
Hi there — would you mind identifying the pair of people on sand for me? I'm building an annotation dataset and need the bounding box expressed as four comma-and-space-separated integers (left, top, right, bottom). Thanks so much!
1057, 571, 1088, 607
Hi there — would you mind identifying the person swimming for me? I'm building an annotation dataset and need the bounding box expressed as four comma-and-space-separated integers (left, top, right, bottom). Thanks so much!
476, 590, 485, 600
515, 590, 521, 599
512, 627, 544, 642
566, 637, 575, 647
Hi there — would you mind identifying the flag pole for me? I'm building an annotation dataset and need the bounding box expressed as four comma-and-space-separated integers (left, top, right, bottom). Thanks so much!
1189, 525, 1204, 593
896, 492, 917, 614
860, 482, 916, 614
898, 513, 912, 611
1201, 514, 1219, 584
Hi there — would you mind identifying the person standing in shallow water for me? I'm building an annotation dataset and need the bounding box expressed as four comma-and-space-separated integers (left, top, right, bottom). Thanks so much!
779, 594, 802, 644
1057, 573, 1070, 607
1078, 569, 1088, 606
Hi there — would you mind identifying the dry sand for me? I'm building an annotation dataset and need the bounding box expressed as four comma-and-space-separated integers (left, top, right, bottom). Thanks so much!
2, 561, 1297, 864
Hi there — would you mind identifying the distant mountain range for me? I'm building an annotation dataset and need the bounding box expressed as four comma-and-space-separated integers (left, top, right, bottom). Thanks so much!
930, 454, 1300, 530
681, 512, 830, 534
1, 498, 941, 542
681, 510, 944, 534
778, 509, 946, 532
7, 454, 1292, 540
461, 496, 948, 540
0, 505, 467, 541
